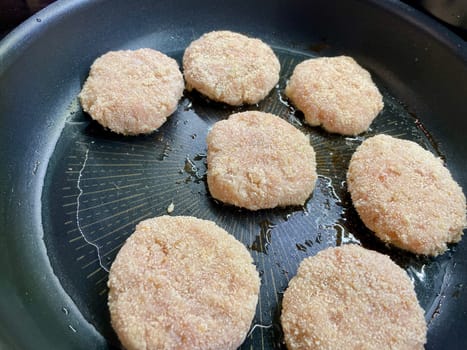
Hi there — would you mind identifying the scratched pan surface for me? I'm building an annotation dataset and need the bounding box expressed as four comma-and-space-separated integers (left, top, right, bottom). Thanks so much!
0, 0, 466, 349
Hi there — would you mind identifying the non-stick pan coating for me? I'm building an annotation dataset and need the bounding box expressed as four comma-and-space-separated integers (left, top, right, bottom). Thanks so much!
0, 1, 466, 349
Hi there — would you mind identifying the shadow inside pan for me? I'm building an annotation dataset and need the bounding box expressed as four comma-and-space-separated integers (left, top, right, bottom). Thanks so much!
41, 49, 454, 348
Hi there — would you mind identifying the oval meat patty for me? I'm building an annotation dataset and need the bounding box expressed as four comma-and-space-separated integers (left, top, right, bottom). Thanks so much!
108, 215, 260, 350
79, 48, 184, 135
183, 30, 280, 105
206, 111, 317, 210
285, 56, 384, 136
347, 134, 466, 256
281, 244, 427, 350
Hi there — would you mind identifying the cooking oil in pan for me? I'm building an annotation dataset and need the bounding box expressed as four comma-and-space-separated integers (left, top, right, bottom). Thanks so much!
41, 48, 457, 349
249, 220, 274, 254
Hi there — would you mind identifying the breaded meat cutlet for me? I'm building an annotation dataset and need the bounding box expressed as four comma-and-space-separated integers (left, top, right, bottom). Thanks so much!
79, 48, 184, 135
108, 215, 260, 350
207, 111, 317, 210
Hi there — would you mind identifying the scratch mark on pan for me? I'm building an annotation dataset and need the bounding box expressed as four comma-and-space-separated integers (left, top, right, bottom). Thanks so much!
76, 148, 109, 273
247, 324, 272, 338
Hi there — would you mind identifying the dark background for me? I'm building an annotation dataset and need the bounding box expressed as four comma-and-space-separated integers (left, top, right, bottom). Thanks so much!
2, 0, 466, 40
1, 0, 52, 37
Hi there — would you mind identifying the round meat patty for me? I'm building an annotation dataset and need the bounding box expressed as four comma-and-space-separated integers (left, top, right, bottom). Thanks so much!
347, 134, 466, 256
281, 244, 427, 350
108, 215, 260, 350
206, 111, 317, 210
79, 48, 184, 135
285, 56, 384, 135
183, 30, 280, 105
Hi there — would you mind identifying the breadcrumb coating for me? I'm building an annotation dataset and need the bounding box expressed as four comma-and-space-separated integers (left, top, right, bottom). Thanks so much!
207, 111, 317, 210
79, 48, 184, 135
281, 244, 427, 350
108, 216, 260, 350
347, 134, 466, 255
285, 56, 384, 135
183, 30, 280, 105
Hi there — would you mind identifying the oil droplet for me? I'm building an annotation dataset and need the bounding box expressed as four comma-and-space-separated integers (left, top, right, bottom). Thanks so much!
36, 18, 42, 22
277, 90, 291, 108
407, 264, 426, 283
159, 142, 171, 160
334, 224, 360, 246
286, 113, 303, 129
193, 153, 206, 161
249, 220, 274, 254
315, 232, 323, 244
183, 100, 193, 111
183, 156, 205, 183
167, 201, 175, 214
344, 135, 365, 144
296, 243, 307, 252
184, 157, 197, 174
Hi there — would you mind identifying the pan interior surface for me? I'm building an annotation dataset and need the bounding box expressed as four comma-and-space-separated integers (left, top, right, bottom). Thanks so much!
42, 49, 455, 349
1, 0, 466, 349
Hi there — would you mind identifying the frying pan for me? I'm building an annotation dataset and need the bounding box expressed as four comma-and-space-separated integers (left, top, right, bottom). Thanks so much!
1, 0, 466, 349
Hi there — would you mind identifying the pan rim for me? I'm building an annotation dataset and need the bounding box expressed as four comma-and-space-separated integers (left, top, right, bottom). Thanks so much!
0, 0, 466, 349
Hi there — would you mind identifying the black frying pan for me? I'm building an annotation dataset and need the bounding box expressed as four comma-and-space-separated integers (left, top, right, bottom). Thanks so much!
1, 0, 466, 349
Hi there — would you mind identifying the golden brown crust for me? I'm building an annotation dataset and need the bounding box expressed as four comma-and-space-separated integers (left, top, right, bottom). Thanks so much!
285, 56, 384, 135
183, 31, 280, 105
79, 48, 184, 135
347, 134, 466, 256
207, 111, 317, 210
108, 216, 260, 350
281, 244, 427, 350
